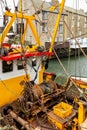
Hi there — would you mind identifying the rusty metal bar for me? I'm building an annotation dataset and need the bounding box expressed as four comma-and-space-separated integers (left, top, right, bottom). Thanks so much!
9, 110, 31, 130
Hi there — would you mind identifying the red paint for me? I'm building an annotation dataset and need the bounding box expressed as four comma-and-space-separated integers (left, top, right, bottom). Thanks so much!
1, 52, 54, 61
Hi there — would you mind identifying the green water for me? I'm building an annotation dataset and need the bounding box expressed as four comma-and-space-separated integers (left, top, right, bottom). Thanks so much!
46, 55, 87, 85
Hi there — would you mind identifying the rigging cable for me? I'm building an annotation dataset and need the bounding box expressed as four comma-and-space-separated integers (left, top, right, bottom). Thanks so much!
77, 0, 81, 80
31, 0, 56, 44
31, 0, 45, 24
74, 0, 78, 79
0, 0, 27, 97
31, 0, 48, 42
64, 10, 71, 72
53, 47, 87, 102
76, 0, 82, 81
61, 18, 87, 94
64, 20, 87, 59
15, 0, 29, 80
27, 57, 42, 83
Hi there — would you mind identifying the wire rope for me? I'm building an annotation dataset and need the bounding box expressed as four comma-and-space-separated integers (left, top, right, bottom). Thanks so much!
0, 0, 27, 97
74, 0, 78, 80
64, 20, 87, 59
14, 0, 29, 80
31, 0, 45, 24
31, 0, 59, 46
53, 47, 87, 101
0, 0, 86, 97
77, 0, 82, 80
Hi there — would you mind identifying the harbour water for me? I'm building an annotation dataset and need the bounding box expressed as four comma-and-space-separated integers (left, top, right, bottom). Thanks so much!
47, 55, 87, 84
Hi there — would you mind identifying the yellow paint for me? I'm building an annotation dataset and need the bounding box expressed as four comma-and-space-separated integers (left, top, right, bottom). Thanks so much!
39, 64, 45, 83
72, 118, 78, 130
22, 19, 28, 44
78, 102, 85, 124
49, 0, 65, 52
0, 10, 42, 47
20, 0, 22, 13
71, 78, 87, 89
77, 83, 87, 89
53, 102, 73, 118
50, 3, 60, 11
48, 116, 64, 130
0, 75, 25, 107
0, 14, 16, 44
72, 126, 76, 130
46, 75, 52, 81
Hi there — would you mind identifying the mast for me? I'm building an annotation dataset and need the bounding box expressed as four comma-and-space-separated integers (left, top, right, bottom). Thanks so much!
0, 0, 42, 47
49, 0, 65, 52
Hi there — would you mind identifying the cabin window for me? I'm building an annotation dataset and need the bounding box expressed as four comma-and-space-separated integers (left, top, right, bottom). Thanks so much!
17, 59, 24, 70
2, 60, 13, 73
32, 58, 36, 67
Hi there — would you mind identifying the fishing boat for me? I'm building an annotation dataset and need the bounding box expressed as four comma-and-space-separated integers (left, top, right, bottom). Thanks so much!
71, 76, 87, 89
0, 0, 87, 130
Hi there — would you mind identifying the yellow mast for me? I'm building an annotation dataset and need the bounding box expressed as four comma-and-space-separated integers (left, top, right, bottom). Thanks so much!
0, 0, 65, 49
49, 0, 65, 52
0, 0, 42, 47
20, 0, 22, 13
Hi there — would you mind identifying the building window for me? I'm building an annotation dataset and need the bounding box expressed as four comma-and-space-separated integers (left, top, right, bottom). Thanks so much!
78, 15, 80, 21
84, 23, 87, 28
17, 59, 24, 70
58, 36, 63, 42
77, 22, 80, 27
42, 22, 48, 33
59, 24, 63, 34
2, 61, 13, 73
42, 11, 48, 20
72, 19, 74, 27
85, 17, 87, 23
72, 15, 74, 21
79, 31, 81, 35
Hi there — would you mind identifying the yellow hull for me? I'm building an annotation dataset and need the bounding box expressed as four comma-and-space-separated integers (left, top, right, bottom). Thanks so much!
0, 75, 24, 107
71, 77, 87, 89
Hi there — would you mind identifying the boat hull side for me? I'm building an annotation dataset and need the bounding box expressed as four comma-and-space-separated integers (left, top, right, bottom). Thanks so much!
0, 75, 25, 107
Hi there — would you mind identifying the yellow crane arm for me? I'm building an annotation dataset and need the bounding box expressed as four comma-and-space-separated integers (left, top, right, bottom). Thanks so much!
49, 0, 65, 52
0, 11, 42, 47
0, 13, 16, 45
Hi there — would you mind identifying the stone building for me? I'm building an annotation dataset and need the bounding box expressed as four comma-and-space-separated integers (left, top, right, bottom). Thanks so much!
15, 0, 87, 47
64, 6, 87, 40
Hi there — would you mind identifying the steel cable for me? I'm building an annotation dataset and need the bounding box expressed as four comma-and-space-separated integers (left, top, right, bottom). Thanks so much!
64, 20, 87, 59
53, 47, 87, 102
